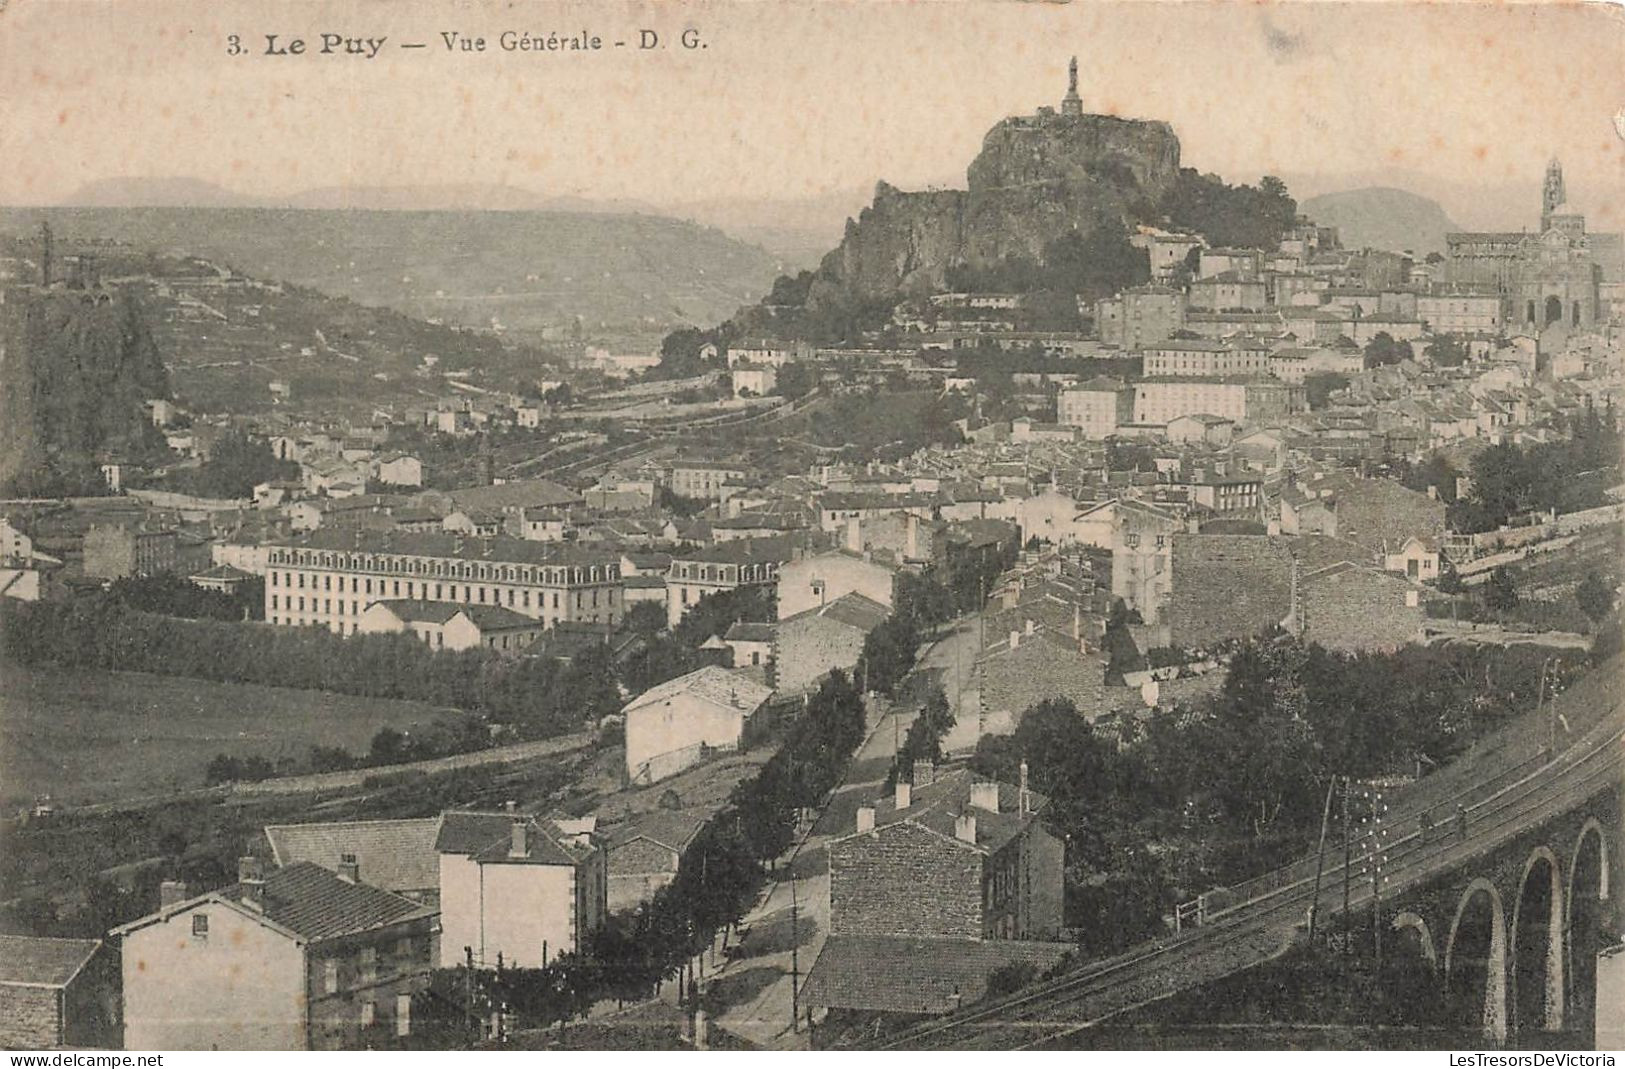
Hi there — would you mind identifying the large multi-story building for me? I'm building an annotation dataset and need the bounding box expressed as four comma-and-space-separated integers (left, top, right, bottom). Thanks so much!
263, 529, 623, 634
1140, 339, 1271, 378
1416, 290, 1505, 335
83, 523, 177, 579
1057, 377, 1135, 439
1093, 285, 1186, 350
666, 536, 792, 627
1132, 376, 1305, 427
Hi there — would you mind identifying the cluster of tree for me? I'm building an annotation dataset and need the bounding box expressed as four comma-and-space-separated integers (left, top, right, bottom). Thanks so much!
618, 585, 776, 696
1303, 371, 1350, 410
106, 573, 264, 622
1102, 601, 1147, 683
160, 431, 299, 500
0, 598, 620, 741
953, 348, 1141, 384
1447, 402, 1620, 532
1362, 331, 1415, 369
894, 535, 1018, 629
889, 685, 953, 788
1423, 334, 1470, 368
857, 612, 921, 697
0, 461, 119, 500
772, 361, 817, 400
1155, 171, 1298, 252
942, 223, 1151, 327
651, 327, 724, 380
970, 635, 1590, 954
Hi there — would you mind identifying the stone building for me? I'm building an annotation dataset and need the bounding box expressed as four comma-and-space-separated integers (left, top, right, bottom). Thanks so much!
0, 936, 119, 1049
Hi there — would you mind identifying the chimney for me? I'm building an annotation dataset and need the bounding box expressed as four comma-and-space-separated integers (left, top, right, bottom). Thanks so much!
504, 800, 517, 814
915, 759, 935, 786
510, 820, 528, 858
1024, 618, 1035, 636
159, 879, 190, 908
894, 780, 911, 810
1426, 484, 1438, 500
970, 781, 1000, 813
905, 512, 919, 560
955, 811, 977, 844
1009, 629, 1020, 650
238, 857, 265, 908
856, 805, 876, 833
845, 516, 862, 554
337, 852, 360, 884
1019, 760, 1031, 815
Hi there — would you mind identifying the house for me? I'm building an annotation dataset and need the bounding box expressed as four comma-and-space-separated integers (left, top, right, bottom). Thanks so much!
1165, 413, 1235, 447
1056, 377, 1134, 439
977, 624, 1104, 733
434, 811, 607, 970
732, 366, 777, 397
723, 620, 775, 670
668, 461, 749, 502
114, 860, 437, 1050
83, 523, 177, 579
0, 936, 119, 1050
263, 818, 443, 904
604, 810, 707, 913
441, 508, 503, 538
1110, 500, 1184, 623
189, 562, 255, 594
773, 592, 890, 695
354, 600, 545, 654
1382, 535, 1441, 583
776, 549, 898, 620
1295, 563, 1423, 653
622, 666, 773, 785
373, 454, 423, 488
810, 768, 1067, 1013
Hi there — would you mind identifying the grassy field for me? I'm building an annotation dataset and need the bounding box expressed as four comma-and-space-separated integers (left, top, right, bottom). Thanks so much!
0, 661, 455, 809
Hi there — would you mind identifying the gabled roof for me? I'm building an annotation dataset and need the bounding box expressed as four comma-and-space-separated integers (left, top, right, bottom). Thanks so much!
725, 621, 776, 643
366, 599, 539, 632
622, 665, 774, 717
780, 591, 891, 634
0, 936, 101, 988
839, 768, 1049, 856
264, 818, 442, 894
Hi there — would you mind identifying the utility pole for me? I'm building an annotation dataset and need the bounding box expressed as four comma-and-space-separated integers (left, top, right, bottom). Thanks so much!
1340, 777, 1352, 957
1370, 788, 1385, 974
789, 872, 800, 1033
1309, 776, 1336, 947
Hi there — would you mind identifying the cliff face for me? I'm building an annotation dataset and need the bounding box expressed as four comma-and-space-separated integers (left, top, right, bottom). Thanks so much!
812, 112, 1182, 300
0, 289, 169, 486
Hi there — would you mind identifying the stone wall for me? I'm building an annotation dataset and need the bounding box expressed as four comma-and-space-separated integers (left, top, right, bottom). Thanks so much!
1168, 535, 1293, 648
0, 985, 60, 1048
829, 821, 984, 939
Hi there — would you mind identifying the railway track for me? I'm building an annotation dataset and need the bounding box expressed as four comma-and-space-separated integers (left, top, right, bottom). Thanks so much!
881, 699, 1624, 1050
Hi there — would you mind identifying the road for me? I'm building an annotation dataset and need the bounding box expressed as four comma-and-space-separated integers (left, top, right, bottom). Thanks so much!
705, 623, 980, 1046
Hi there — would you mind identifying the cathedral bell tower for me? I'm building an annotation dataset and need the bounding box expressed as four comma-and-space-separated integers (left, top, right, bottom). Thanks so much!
1061, 56, 1083, 117
1541, 156, 1566, 231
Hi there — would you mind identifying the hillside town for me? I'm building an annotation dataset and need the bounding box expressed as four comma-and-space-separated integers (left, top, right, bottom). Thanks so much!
1, 47, 1622, 1056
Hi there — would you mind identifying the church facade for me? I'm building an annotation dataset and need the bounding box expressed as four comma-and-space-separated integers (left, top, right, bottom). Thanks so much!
1444, 159, 1612, 340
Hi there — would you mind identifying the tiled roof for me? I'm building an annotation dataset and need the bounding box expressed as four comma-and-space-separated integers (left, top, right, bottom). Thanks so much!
671, 535, 799, 566
442, 478, 581, 512
435, 811, 514, 855
606, 809, 708, 853
781, 591, 890, 633
264, 818, 442, 894
846, 768, 1048, 856
622, 665, 773, 717
804, 936, 1070, 1014
221, 862, 433, 942
724, 621, 775, 643
366, 599, 539, 631
0, 935, 101, 987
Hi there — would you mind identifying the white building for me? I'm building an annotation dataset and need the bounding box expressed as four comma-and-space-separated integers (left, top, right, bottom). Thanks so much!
622, 666, 773, 785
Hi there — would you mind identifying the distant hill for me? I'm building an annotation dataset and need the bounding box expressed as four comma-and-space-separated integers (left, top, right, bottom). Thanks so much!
65, 176, 262, 209
1299, 187, 1461, 256
2, 205, 783, 346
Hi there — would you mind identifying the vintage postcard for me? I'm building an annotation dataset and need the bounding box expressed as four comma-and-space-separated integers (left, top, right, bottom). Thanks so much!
0, 0, 1622, 1056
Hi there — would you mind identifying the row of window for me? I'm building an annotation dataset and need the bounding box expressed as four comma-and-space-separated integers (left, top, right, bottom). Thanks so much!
266, 551, 616, 586
669, 562, 777, 583
270, 574, 611, 612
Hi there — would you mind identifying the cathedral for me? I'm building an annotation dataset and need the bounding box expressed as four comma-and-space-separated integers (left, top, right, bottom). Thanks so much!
1445, 159, 1620, 340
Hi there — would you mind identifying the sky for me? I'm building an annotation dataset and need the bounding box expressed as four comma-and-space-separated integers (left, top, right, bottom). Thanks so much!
3, 0, 1622, 229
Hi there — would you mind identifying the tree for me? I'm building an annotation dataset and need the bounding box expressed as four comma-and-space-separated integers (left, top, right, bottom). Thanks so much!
1576, 572, 1614, 624
1304, 371, 1349, 410
621, 600, 668, 637
1484, 567, 1519, 611
773, 361, 815, 400
1363, 332, 1413, 369
1423, 334, 1470, 368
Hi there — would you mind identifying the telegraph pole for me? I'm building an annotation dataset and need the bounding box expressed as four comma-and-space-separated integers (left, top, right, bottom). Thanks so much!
789, 871, 801, 1033
1370, 787, 1385, 974
1309, 776, 1336, 947
1340, 777, 1352, 957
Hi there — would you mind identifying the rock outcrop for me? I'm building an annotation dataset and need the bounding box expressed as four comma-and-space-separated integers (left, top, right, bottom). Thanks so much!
0, 288, 169, 486
813, 111, 1182, 301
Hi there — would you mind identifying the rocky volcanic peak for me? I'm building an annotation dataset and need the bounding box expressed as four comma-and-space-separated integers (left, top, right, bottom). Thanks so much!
811, 108, 1183, 300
